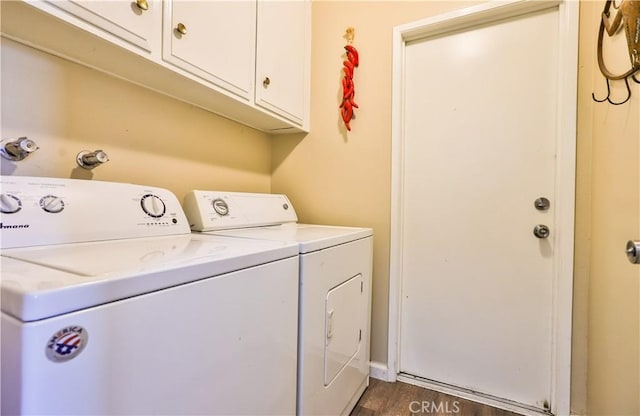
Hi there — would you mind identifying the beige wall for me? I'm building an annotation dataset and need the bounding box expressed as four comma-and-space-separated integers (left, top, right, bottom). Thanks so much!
577, 2, 640, 415
1, 39, 273, 200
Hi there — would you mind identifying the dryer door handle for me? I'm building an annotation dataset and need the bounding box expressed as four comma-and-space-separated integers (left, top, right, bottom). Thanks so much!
326, 309, 335, 341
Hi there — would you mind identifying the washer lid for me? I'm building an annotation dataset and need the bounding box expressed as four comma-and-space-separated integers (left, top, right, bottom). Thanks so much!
209, 223, 373, 253
1, 234, 298, 322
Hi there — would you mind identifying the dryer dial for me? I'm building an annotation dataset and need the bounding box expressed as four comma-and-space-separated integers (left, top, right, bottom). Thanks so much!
212, 198, 229, 216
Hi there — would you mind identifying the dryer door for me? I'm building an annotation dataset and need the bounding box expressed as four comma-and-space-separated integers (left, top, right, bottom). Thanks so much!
324, 273, 363, 386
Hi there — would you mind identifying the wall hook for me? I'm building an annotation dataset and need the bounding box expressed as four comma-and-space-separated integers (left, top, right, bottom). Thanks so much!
77, 149, 109, 169
592, 0, 640, 105
345, 27, 355, 44
592, 76, 633, 105
0, 136, 39, 161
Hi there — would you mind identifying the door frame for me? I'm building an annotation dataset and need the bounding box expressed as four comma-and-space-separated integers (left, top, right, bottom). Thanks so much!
387, 1, 579, 415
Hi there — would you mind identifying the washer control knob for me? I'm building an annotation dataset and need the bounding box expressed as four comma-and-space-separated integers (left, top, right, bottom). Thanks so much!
0, 193, 22, 213
40, 195, 65, 213
141, 194, 166, 218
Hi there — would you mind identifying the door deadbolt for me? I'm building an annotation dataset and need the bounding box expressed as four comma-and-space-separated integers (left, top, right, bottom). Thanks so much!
533, 224, 550, 239
534, 197, 550, 211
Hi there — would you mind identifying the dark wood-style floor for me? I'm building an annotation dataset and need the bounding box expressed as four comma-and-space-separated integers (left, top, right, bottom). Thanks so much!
350, 378, 521, 416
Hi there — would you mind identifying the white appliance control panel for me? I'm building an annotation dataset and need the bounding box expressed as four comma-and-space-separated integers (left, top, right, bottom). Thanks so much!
184, 190, 298, 231
0, 176, 190, 249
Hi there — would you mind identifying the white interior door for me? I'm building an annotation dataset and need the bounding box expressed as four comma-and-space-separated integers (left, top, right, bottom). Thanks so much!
397, 4, 573, 412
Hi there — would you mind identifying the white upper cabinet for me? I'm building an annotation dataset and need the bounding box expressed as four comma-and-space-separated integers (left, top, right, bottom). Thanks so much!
255, 0, 310, 127
0, 0, 310, 133
43, 0, 161, 55
163, 0, 256, 101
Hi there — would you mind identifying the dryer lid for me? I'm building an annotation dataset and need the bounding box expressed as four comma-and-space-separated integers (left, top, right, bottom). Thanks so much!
211, 223, 373, 253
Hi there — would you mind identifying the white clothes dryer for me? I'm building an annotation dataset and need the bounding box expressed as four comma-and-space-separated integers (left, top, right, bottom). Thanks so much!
184, 190, 373, 416
0, 176, 299, 415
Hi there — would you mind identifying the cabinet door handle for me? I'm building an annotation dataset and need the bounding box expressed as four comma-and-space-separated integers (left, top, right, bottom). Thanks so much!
263, 77, 271, 88
175, 23, 187, 35
135, 0, 149, 11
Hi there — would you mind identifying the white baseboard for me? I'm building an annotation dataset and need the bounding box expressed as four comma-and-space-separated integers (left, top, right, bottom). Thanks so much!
369, 361, 393, 381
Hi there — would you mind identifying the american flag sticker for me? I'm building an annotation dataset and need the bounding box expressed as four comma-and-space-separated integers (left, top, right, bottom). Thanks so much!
45, 326, 89, 363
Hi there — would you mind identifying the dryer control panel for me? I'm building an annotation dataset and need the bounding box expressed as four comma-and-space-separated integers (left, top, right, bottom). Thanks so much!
184, 191, 298, 232
0, 176, 190, 249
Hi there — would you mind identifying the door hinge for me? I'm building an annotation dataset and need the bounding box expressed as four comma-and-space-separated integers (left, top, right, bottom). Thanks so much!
359, 329, 362, 341
361, 281, 363, 292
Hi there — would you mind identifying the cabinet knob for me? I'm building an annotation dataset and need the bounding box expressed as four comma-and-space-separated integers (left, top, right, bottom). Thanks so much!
263, 77, 271, 88
175, 23, 187, 35
135, 0, 149, 11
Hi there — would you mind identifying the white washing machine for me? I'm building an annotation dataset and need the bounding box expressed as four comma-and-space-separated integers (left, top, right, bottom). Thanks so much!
183, 190, 373, 416
0, 176, 299, 415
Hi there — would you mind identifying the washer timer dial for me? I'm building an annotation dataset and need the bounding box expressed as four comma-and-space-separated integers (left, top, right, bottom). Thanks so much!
141, 194, 166, 218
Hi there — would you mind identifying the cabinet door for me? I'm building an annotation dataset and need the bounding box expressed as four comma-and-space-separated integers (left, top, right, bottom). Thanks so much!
255, 0, 310, 126
163, 0, 256, 101
45, 0, 160, 53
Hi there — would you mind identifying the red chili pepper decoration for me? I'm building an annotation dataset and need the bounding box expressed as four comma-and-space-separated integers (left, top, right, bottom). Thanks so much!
340, 30, 359, 131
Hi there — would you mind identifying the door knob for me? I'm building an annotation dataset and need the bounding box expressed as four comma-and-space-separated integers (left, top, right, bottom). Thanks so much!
626, 240, 640, 264
533, 224, 550, 239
